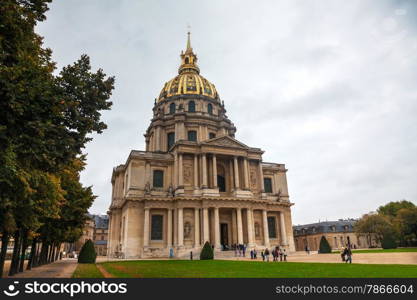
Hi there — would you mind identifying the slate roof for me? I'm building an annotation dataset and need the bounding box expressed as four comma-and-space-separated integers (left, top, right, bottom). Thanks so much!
93, 215, 109, 229
293, 219, 357, 236
94, 240, 107, 245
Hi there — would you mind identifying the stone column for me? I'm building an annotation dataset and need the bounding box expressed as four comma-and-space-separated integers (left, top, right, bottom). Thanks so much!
246, 208, 254, 246
202, 207, 209, 243
202, 153, 208, 188
259, 160, 265, 192
194, 154, 199, 189
233, 156, 240, 189
214, 207, 220, 248
212, 154, 218, 188
229, 160, 234, 189
143, 208, 150, 247
236, 207, 243, 244
243, 158, 249, 190
194, 208, 200, 247
173, 208, 178, 246
280, 211, 288, 245
178, 207, 184, 247
167, 209, 172, 247
262, 210, 270, 247
173, 154, 178, 188
145, 161, 151, 186
178, 153, 184, 187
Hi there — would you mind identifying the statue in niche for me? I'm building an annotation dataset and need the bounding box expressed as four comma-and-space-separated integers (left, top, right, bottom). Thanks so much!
144, 181, 151, 194
184, 222, 192, 239
254, 222, 261, 238
168, 184, 174, 197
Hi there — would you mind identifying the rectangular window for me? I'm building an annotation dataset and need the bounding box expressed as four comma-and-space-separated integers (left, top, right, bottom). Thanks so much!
151, 215, 163, 240
264, 178, 273, 193
209, 132, 216, 139
188, 130, 197, 141
267, 216, 277, 238
153, 170, 164, 188
167, 132, 175, 150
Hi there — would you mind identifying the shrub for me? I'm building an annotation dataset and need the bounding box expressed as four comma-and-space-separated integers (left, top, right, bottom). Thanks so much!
200, 241, 214, 260
318, 236, 332, 253
381, 235, 397, 249
78, 239, 97, 263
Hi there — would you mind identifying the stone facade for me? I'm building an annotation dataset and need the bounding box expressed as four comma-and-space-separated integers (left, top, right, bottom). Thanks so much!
293, 219, 379, 251
107, 33, 295, 258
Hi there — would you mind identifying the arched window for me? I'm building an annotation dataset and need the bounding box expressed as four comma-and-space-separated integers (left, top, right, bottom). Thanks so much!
188, 101, 195, 112
207, 103, 213, 115
187, 130, 197, 142
185, 57, 189, 64
167, 132, 175, 150
169, 103, 176, 114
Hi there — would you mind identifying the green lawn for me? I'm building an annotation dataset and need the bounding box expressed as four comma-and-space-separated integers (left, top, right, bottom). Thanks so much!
71, 260, 417, 278
72, 263, 104, 278
332, 248, 417, 254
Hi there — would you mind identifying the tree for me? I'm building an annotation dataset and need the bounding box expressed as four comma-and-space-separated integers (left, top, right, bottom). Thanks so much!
354, 213, 397, 246
200, 242, 214, 260
378, 200, 415, 219
318, 236, 331, 253
78, 239, 97, 264
393, 207, 417, 246
0, 0, 114, 277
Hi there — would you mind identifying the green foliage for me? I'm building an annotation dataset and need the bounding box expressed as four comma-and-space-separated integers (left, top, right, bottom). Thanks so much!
78, 239, 97, 264
354, 214, 396, 244
319, 236, 332, 253
381, 235, 397, 249
0, 0, 114, 275
200, 241, 214, 260
378, 201, 415, 219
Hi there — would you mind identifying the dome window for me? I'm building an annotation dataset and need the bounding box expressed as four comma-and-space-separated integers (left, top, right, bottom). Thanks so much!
187, 130, 197, 142
188, 101, 195, 112
207, 103, 213, 115
169, 103, 176, 114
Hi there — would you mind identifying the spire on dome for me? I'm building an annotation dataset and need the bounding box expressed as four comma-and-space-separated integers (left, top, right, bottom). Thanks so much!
179, 31, 199, 74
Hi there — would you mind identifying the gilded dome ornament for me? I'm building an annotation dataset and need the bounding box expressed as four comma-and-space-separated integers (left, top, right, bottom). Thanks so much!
158, 32, 219, 102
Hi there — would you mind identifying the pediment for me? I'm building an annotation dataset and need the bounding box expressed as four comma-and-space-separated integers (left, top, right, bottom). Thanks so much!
203, 136, 249, 149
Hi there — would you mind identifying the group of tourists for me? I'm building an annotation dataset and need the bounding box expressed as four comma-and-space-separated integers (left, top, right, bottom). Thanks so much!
340, 247, 353, 263
233, 243, 247, 257
232, 244, 287, 262
261, 246, 287, 262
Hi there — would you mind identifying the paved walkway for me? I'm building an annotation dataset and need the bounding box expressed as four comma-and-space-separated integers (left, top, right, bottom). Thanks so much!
6, 258, 78, 278
218, 251, 417, 265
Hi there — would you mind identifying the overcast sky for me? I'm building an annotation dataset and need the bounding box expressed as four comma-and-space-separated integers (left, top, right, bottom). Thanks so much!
36, 0, 417, 225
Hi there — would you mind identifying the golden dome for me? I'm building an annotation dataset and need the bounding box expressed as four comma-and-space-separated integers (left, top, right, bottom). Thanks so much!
158, 32, 219, 102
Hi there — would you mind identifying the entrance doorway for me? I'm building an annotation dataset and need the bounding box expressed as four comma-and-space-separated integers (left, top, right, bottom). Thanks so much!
220, 223, 229, 250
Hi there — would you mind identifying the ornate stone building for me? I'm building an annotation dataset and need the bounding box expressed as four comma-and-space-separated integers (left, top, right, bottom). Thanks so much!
107, 33, 295, 258
293, 219, 378, 251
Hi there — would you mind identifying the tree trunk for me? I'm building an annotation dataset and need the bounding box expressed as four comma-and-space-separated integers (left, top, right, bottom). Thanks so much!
27, 238, 37, 270
39, 242, 47, 265
9, 230, 21, 276
19, 231, 29, 273
50, 244, 56, 263
0, 232, 9, 278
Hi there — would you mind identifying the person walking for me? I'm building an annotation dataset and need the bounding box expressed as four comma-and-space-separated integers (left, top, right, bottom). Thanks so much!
341, 247, 346, 262
283, 249, 287, 261
345, 247, 352, 264
272, 248, 277, 261
261, 250, 265, 261
242, 244, 246, 257
265, 248, 270, 262
254, 249, 257, 259
250, 249, 254, 259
